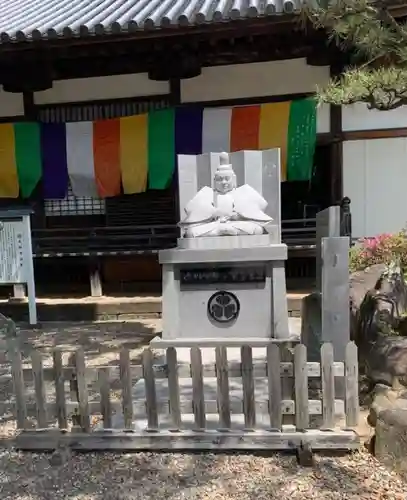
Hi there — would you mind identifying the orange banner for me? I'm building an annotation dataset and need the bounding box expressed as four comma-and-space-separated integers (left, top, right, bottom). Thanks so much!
230, 105, 261, 152
93, 119, 121, 197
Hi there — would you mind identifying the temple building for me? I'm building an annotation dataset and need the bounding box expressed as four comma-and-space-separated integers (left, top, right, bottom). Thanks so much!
0, 0, 402, 297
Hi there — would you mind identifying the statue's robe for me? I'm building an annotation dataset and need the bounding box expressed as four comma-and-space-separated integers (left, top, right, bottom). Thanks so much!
180, 185, 273, 237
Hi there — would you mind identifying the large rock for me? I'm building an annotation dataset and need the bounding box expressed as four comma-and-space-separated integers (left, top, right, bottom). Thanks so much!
364, 335, 407, 388
368, 384, 407, 427
349, 264, 387, 342
0, 313, 16, 337
376, 407, 407, 479
353, 264, 407, 345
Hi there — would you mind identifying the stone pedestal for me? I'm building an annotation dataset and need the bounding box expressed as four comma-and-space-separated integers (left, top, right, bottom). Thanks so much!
158, 243, 290, 341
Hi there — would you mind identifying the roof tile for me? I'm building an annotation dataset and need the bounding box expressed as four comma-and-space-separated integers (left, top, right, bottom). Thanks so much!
0, 0, 304, 43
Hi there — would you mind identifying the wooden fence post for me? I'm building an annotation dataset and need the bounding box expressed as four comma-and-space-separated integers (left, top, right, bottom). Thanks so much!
8, 339, 28, 430
294, 344, 309, 431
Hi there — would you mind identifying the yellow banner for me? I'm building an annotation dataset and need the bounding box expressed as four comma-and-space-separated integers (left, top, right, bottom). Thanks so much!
120, 115, 148, 194
258, 102, 291, 182
0, 124, 18, 198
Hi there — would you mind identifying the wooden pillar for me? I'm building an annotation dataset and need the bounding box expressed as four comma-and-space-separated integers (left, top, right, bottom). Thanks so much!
170, 77, 181, 229
10, 284, 26, 302
329, 65, 344, 205
89, 258, 103, 297
169, 77, 181, 105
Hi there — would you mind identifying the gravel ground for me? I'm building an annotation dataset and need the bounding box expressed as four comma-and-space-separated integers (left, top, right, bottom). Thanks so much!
0, 449, 405, 500
0, 321, 405, 499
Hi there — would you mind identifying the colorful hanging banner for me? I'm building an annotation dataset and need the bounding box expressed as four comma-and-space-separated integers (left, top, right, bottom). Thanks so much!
202, 108, 232, 153
40, 123, 68, 199
0, 124, 19, 198
286, 98, 317, 182
175, 107, 203, 155
120, 114, 148, 194
230, 105, 260, 152
66, 122, 99, 198
0, 98, 317, 199
259, 101, 291, 182
14, 122, 42, 198
148, 109, 175, 190
93, 119, 121, 197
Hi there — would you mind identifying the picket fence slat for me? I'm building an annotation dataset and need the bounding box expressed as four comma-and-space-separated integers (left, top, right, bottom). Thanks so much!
166, 347, 182, 430
75, 348, 90, 433
294, 344, 309, 430
191, 347, 206, 430
53, 348, 67, 429
98, 368, 112, 429
345, 342, 359, 428
321, 343, 335, 430
31, 350, 47, 429
120, 349, 133, 429
143, 349, 158, 431
268, 344, 282, 430
9, 340, 28, 430
241, 346, 256, 429
215, 346, 231, 430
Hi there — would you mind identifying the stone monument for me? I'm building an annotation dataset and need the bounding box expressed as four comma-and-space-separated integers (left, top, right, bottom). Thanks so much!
111, 150, 299, 431
150, 150, 294, 347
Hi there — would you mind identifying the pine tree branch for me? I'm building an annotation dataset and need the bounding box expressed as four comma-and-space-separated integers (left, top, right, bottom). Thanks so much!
317, 67, 407, 109
302, 0, 407, 110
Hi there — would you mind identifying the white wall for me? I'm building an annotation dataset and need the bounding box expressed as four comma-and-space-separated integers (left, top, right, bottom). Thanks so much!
342, 102, 407, 131
34, 73, 170, 105
0, 87, 24, 117
343, 138, 407, 238
181, 59, 330, 101
181, 59, 331, 133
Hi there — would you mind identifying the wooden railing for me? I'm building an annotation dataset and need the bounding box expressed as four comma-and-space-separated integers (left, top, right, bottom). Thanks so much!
31, 220, 321, 257
31, 224, 179, 256
30, 197, 352, 258
6, 340, 360, 451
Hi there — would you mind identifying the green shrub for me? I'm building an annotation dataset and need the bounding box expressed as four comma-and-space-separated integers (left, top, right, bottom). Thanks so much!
349, 231, 407, 273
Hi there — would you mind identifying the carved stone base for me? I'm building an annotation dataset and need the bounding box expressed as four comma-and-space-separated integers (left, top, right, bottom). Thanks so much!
159, 244, 290, 340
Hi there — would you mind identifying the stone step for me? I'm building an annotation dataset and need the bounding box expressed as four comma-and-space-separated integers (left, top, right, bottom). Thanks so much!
0, 293, 306, 322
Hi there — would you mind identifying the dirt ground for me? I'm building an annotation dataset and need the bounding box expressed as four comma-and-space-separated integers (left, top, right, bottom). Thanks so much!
0, 320, 403, 500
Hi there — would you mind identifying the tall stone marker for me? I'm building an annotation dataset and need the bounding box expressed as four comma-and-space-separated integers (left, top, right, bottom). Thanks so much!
302, 203, 350, 362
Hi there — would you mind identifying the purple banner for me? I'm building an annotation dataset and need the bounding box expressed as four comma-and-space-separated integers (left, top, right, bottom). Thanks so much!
40, 123, 68, 199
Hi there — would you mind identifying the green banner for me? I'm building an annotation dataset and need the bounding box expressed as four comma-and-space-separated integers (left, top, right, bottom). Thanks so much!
286, 99, 317, 182
148, 109, 175, 190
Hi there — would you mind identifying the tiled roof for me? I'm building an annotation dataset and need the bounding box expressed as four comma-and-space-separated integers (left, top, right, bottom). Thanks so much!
0, 0, 304, 43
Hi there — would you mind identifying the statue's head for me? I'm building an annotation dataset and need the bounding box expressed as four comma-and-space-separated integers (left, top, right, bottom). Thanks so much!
214, 153, 236, 194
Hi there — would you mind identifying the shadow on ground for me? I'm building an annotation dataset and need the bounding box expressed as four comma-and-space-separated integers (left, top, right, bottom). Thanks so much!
0, 448, 400, 499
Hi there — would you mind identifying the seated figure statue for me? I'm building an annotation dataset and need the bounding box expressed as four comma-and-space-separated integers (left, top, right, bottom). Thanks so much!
179, 152, 273, 238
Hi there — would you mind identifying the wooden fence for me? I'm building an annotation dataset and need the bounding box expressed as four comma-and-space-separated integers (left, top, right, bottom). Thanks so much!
6, 340, 360, 452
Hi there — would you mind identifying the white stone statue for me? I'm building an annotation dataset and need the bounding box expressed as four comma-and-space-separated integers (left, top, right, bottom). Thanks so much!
179, 152, 273, 238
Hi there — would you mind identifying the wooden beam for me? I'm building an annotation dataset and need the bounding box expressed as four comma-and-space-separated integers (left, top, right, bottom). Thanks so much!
0, 27, 325, 80
342, 128, 407, 140
11, 429, 360, 452
23, 91, 36, 120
